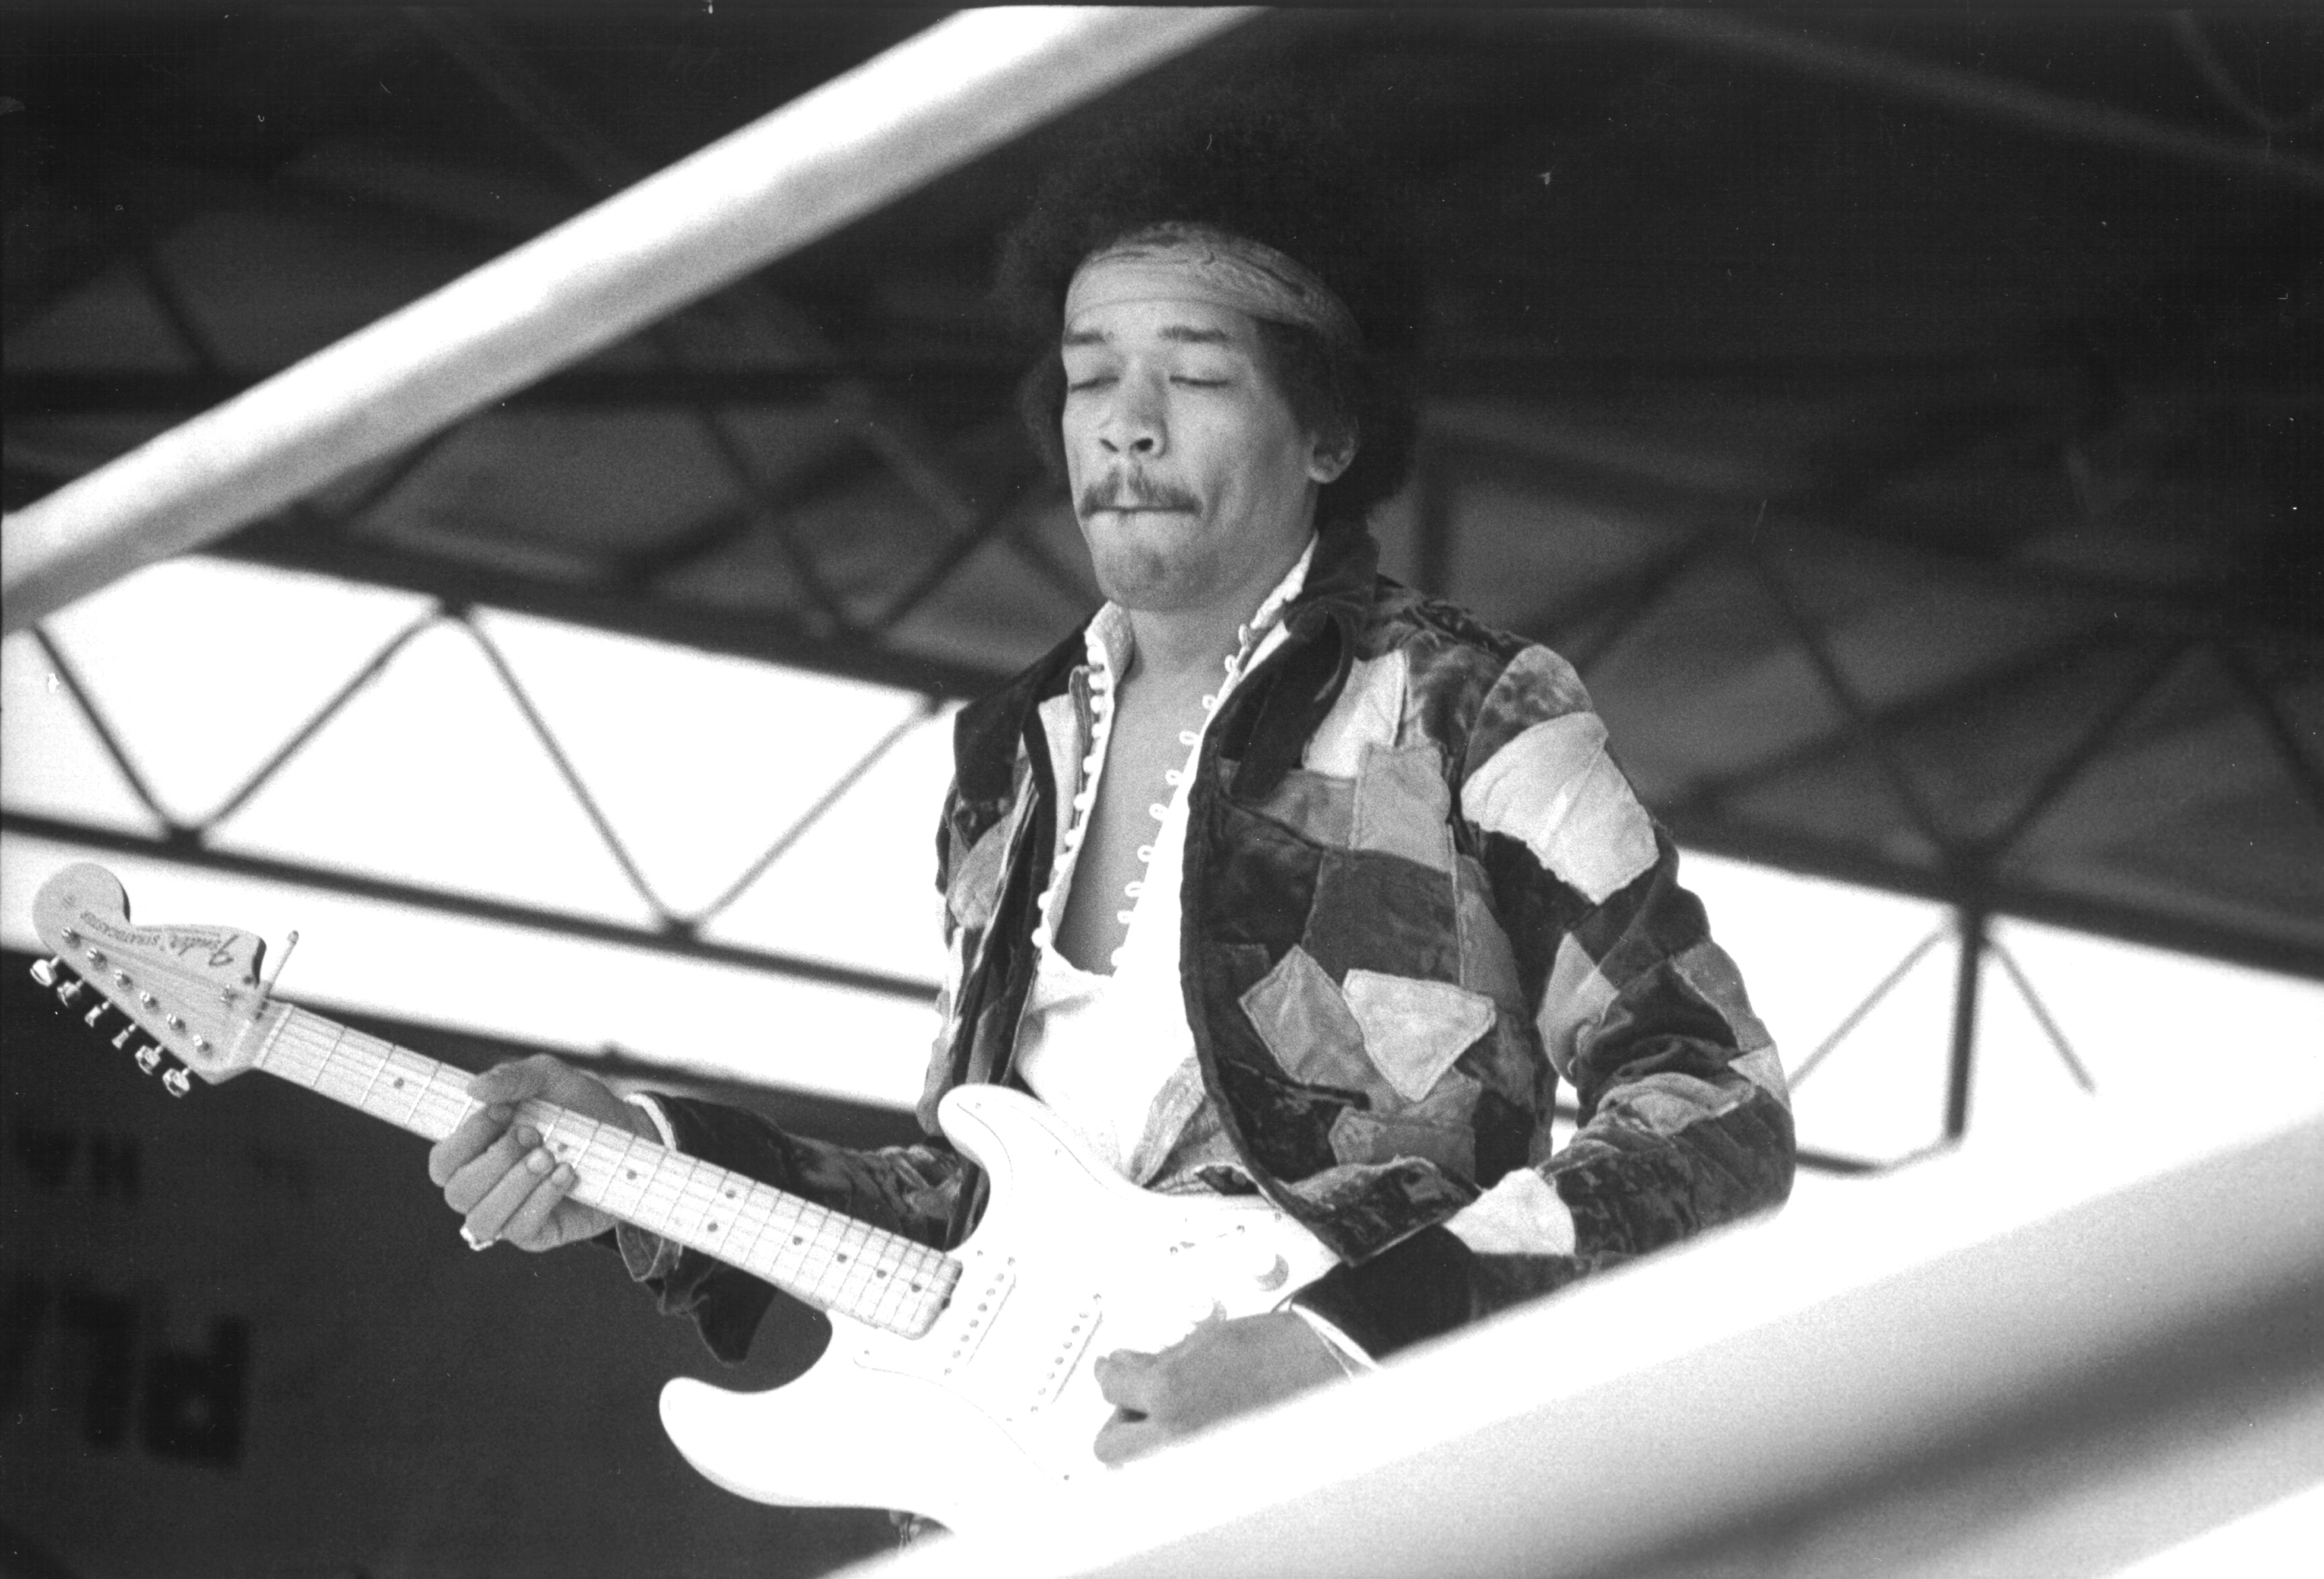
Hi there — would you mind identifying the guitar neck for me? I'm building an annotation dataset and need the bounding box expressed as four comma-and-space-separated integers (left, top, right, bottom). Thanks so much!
245, 1004, 955, 1338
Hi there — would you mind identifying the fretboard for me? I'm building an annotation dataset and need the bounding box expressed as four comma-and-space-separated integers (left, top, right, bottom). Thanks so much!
247, 1003, 957, 1338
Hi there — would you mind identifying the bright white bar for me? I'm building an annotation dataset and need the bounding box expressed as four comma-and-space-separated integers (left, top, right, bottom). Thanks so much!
1, 7, 1254, 632
847, 1082, 2324, 1579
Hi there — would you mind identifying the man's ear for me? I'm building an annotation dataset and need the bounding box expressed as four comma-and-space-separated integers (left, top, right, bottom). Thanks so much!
1307, 425, 1357, 486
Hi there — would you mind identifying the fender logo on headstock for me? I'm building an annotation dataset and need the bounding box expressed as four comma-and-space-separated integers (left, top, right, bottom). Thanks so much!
73, 913, 253, 977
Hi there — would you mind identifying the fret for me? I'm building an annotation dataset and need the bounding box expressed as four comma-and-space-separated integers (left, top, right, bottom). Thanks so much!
594, 1130, 661, 1220
214, 996, 959, 1338
827, 1220, 882, 1318
724, 1182, 780, 1278
637, 1151, 704, 1243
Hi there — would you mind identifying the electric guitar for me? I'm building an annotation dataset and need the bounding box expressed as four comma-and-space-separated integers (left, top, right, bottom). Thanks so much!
26, 863, 1340, 1536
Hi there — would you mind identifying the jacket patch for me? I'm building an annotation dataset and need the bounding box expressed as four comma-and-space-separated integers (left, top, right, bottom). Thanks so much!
1444, 1166, 1575, 1257
1466, 645, 1592, 771
1301, 851, 1461, 984
1535, 933, 1617, 1083
1303, 648, 1407, 776
1453, 855, 1524, 1008
1240, 944, 1375, 1093
945, 810, 1019, 934
1461, 711, 1657, 904
1730, 1045, 1789, 1105
1342, 969, 1496, 1102
1352, 743, 1455, 873
1256, 769, 1357, 847
1329, 1072, 1480, 1178
1671, 938, 1777, 1056
1212, 805, 1326, 949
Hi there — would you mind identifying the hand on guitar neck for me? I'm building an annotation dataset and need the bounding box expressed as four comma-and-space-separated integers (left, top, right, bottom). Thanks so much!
428, 1055, 654, 1252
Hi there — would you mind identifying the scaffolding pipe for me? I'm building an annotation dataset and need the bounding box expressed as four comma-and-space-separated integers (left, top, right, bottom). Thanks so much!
0, 7, 1255, 634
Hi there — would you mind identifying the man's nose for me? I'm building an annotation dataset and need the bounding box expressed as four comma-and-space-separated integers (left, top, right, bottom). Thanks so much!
1097, 381, 1165, 456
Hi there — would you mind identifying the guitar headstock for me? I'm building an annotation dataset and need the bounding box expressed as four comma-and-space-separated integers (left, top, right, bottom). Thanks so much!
29, 863, 278, 1096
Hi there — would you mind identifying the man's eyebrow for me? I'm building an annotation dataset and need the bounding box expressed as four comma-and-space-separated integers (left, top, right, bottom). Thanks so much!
1059, 323, 1244, 349
1159, 324, 1237, 346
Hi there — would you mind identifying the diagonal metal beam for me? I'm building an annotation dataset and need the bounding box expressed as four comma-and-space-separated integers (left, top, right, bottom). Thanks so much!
453, 611, 684, 924
1989, 936, 2096, 1093
690, 695, 943, 928
1784, 919, 1952, 1091
411, 7, 1051, 638
208, 520, 1013, 699
1573, 8, 2324, 196
1673, 621, 2133, 816
202, 607, 445, 828
2213, 637, 2324, 830
1976, 636, 2196, 861
1725, 514, 1961, 862
27, 628, 182, 835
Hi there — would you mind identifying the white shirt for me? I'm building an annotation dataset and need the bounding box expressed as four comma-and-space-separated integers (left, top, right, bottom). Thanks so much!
1014, 538, 1316, 1186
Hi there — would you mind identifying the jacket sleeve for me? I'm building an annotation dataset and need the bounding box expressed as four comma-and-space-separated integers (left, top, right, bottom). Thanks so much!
1293, 645, 1795, 1358
612, 1095, 974, 1364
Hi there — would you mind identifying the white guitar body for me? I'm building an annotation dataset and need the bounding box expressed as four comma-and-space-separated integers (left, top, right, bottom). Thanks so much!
659, 1084, 1338, 1536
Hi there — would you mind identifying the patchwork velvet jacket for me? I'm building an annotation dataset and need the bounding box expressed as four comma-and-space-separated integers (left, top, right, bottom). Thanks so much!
640, 527, 1795, 1363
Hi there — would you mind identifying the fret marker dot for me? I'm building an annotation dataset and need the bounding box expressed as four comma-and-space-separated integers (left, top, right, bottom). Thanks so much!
392, 1078, 405, 1090
707, 1222, 719, 1234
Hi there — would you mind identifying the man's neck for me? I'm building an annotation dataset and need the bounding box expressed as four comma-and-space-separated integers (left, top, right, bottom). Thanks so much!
1116, 535, 1313, 689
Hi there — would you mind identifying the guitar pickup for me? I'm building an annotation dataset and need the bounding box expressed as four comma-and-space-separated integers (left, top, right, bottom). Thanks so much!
938, 1254, 1017, 1379
1026, 1299, 1101, 1413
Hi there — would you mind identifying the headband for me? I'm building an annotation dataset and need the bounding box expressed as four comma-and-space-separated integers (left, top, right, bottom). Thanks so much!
1063, 223, 1361, 351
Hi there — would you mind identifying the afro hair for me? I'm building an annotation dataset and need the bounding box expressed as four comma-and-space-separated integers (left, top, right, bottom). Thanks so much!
996, 86, 1423, 534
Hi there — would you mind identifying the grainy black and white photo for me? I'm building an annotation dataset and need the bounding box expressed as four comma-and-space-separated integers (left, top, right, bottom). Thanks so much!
4, 7, 2320, 1576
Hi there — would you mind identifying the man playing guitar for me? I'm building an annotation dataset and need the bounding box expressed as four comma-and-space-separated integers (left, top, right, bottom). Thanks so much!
429, 97, 1796, 1493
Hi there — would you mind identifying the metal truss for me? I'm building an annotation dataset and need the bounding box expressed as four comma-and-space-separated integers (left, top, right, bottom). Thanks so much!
1473, 482, 2324, 1150
7, 608, 944, 1005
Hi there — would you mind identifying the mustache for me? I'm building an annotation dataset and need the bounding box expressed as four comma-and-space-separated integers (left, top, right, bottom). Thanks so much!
1076, 472, 1199, 517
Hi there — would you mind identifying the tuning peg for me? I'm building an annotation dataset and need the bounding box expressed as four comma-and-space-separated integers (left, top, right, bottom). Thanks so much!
162, 1068, 191, 1098
83, 947, 107, 967
30, 957, 61, 987
53, 977, 85, 1005
135, 1045, 163, 1074
83, 1001, 109, 1027
111, 1025, 136, 1049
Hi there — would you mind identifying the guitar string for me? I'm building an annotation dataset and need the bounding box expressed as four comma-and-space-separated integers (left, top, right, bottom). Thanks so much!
269, 1011, 953, 1322
57, 947, 956, 1327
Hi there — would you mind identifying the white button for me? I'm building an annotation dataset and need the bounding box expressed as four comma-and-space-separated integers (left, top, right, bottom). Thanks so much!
1124, 880, 1144, 898
1200, 695, 1218, 711
1115, 909, 1135, 925
1149, 803, 1169, 820
1163, 769, 1182, 787
1136, 845, 1153, 863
